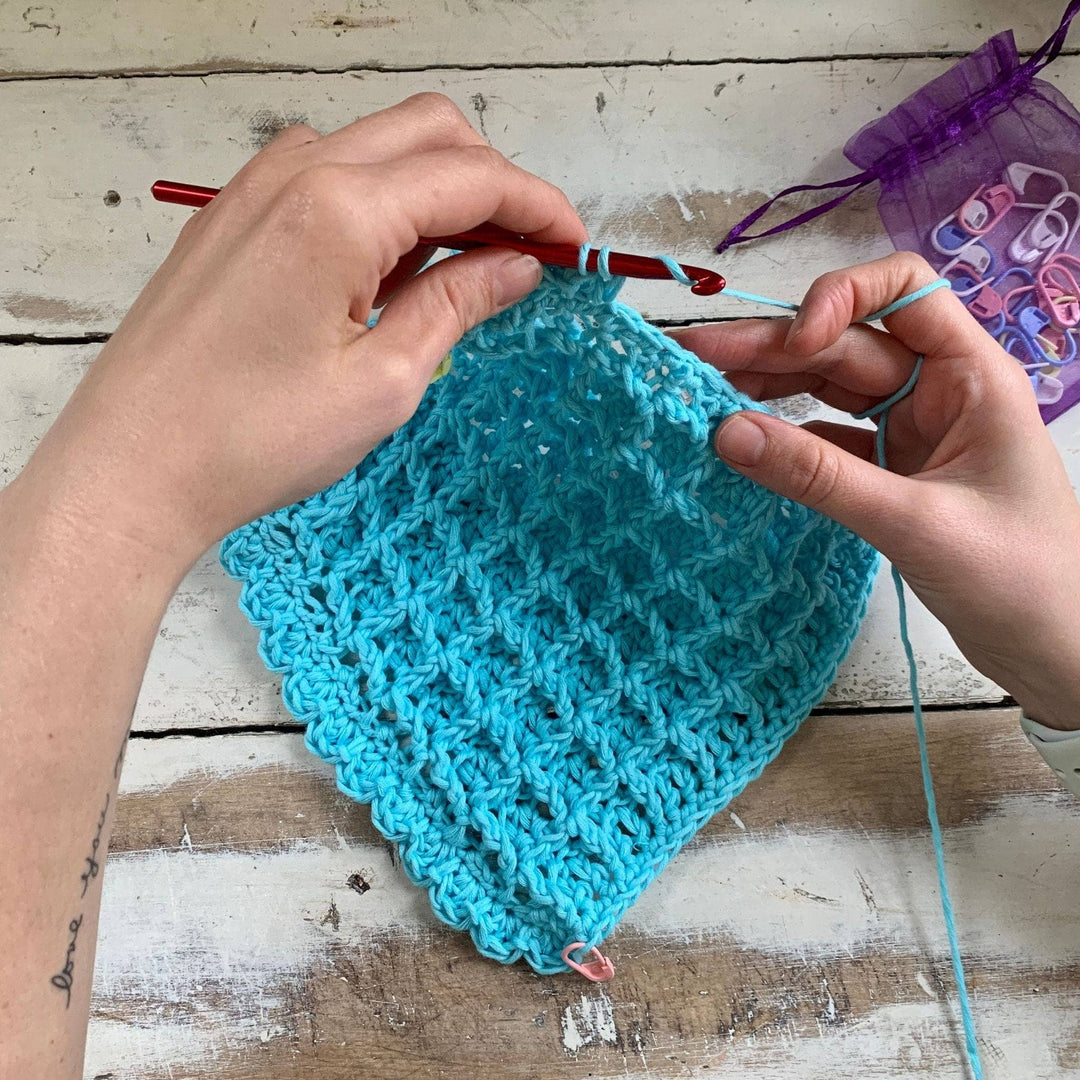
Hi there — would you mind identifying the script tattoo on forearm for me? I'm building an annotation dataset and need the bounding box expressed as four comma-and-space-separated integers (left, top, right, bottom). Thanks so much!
79, 792, 110, 897
48, 797, 104, 1006
50, 915, 83, 1009
49, 722, 129, 1007
114, 710, 133, 779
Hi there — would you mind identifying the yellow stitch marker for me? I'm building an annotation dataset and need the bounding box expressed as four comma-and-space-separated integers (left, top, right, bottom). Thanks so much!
430, 353, 453, 383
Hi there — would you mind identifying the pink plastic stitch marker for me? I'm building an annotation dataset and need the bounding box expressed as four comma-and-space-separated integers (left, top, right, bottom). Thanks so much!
958, 183, 1015, 234
561, 943, 615, 982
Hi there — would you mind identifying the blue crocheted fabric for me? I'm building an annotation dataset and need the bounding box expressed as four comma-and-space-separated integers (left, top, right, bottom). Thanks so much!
221, 268, 878, 974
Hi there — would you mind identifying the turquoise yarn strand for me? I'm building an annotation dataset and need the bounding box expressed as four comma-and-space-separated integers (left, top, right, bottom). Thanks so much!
863, 278, 950, 321
588, 251, 947, 322
646, 254, 949, 316
856, 359, 983, 1080
722, 288, 799, 310
654, 254, 697, 288
580, 242, 616, 280
621, 254, 979, 1077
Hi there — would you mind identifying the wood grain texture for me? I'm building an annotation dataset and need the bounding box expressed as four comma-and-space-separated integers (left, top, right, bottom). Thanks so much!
9, 55, 1080, 337
0, 58, 1000, 336
0, 1, 1067, 76
85, 709, 1080, 1079
11, 342, 1074, 729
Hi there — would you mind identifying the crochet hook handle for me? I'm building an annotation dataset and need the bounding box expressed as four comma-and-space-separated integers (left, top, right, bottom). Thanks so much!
150, 179, 727, 296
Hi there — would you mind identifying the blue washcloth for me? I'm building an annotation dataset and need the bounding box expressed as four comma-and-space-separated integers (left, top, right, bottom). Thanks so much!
221, 268, 878, 973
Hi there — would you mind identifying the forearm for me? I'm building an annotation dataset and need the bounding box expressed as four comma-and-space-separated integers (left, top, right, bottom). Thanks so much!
0, 453, 189, 1079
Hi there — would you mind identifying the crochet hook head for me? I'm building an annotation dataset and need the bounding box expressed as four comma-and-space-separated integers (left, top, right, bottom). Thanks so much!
150, 180, 727, 295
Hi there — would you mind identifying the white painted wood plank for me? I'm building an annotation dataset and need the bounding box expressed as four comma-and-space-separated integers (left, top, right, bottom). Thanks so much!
0, 58, 975, 336
8, 56, 1080, 337
83, 722, 1080, 1079
0, 1, 1064, 75
106, 737, 1080, 968
6, 341, 1079, 730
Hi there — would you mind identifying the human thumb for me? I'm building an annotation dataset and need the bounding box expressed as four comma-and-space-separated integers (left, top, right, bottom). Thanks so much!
366, 248, 543, 383
714, 411, 917, 552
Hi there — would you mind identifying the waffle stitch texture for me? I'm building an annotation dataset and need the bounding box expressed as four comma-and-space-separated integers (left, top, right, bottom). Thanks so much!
221, 268, 879, 974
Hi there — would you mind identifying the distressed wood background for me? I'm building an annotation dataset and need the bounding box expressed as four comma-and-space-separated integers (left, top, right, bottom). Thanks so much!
1, 2, 1078, 1076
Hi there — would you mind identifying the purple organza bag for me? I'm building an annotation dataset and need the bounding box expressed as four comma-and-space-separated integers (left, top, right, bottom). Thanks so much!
719, 2, 1080, 422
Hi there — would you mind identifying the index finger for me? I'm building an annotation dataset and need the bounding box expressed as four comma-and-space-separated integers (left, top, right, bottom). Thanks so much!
788, 251, 988, 361
368, 144, 588, 246
674, 317, 914, 380
313, 93, 489, 165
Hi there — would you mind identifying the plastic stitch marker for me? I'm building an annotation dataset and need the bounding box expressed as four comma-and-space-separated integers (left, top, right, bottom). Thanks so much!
1001, 282, 1037, 323
932, 221, 974, 255
958, 183, 1015, 235
991, 265, 1035, 295
1047, 251, 1080, 276
1034, 371, 1065, 405
940, 241, 993, 278
957, 189, 990, 232
1018, 304, 1052, 339
1009, 207, 1070, 264
1000, 326, 1043, 366
149, 179, 727, 296
1038, 260, 1080, 327
1049, 290, 1080, 329
943, 263, 986, 297
966, 285, 1002, 321
1045, 191, 1080, 256
561, 943, 615, 982
1042, 326, 1078, 364
1006, 162, 1068, 204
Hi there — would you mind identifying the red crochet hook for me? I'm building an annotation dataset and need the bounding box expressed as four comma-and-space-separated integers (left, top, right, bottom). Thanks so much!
150, 179, 727, 296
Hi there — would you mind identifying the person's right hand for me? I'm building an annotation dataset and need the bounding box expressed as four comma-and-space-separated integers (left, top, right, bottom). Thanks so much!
672, 253, 1080, 730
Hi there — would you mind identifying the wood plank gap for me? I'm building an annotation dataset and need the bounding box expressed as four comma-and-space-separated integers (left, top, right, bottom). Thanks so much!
0, 333, 110, 346
811, 697, 1013, 717
129, 719, 305, 740
3, 48, 1080, 82
652, 315, 784, 328
123, 701, 1020, 743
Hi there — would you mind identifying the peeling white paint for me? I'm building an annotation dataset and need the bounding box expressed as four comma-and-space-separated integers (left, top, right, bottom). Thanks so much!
915, 972, 937, 999
560, 1003, 585, 1053
96, 798, 1080, 999
606, 996, 1079, 1079
94, 843, 435, 998
85, 1017, 226, 1080
561, 991, 617, 1054
2, 2, 1071, 79
821, 979, 836, 1023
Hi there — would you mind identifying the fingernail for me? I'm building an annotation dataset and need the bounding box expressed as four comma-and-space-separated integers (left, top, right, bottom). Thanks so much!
785, 311, 805, 348
495, 253, 543, 309
715, 413, 767, 467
